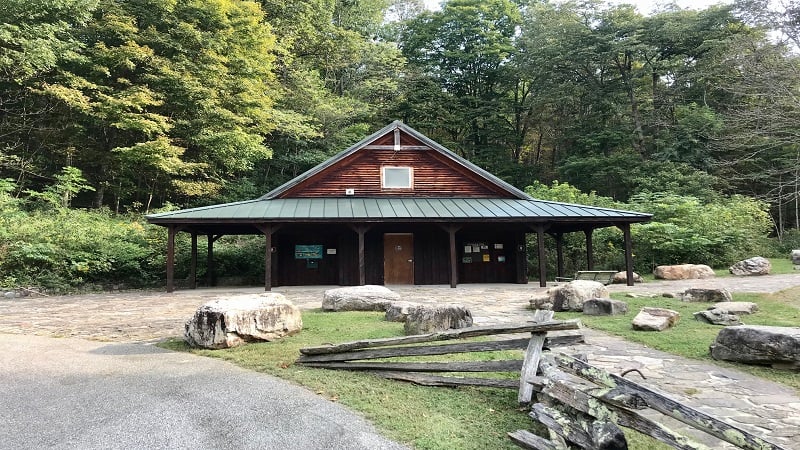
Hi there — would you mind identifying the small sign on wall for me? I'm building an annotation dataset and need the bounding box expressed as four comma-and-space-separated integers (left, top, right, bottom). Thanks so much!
295, 245, 323, 259
326, 248, 337, 255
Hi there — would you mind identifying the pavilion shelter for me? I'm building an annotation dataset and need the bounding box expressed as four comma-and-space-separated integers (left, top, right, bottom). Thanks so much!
146, 121, 651, 292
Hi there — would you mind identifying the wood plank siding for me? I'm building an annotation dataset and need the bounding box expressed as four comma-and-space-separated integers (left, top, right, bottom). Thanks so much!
278, 142, 509, 198
271, 224, 526, 286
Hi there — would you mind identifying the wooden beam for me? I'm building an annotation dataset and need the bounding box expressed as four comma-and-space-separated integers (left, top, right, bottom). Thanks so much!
300, 321, 581, 355
207, 234, 223, 287
536, 225, 547, 287
519, 310, 554, 404
508, 430, 559, 450
349, 225, 370, 286
530, 403, 627, 450
166, 225, 176, 293
299, 360, 523, 373
370, 371, 518, 389
363, 145, 430, 150
254, 224, 281, 291
618, 223, 634, 286
189, 232, 197, 289
554, 233, 564, 279
553, 353, 785, 450
440, 224, 461, 288
584, 228, 594, 271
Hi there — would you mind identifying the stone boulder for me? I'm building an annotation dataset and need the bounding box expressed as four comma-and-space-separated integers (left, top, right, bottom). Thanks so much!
711, 301, 758, 315
632, 307, 680, 331
729, 257, 771, 276
680, 288, 732, 303
530, 291, 554, 311
791, 250, 800, 265
710, 325, 800, 369
404, 304, 473, 335
551, 280, 609, 312
611, 271, 644, 284
653, 264, 715, 280
583, 298, 628, 316
322, 285, 400, 311
185, 293, 302, 349
385, 301, 421, 322
693, 309, 742, 326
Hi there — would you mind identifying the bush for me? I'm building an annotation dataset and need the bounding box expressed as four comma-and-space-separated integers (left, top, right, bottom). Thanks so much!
524, 181, 774, 274
0, 206, 164, 291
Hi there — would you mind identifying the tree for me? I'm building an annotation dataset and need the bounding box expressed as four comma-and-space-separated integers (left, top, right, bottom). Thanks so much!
398, 0, 520, 164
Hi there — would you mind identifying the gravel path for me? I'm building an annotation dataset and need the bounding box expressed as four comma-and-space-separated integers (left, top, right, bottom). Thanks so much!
1, 273, 799, 448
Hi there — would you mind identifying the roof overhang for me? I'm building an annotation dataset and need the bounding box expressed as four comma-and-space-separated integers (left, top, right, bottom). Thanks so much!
146, 197, 651, 235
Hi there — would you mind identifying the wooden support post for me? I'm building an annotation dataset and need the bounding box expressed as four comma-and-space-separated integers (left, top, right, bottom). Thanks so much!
536, 225, 547, 287
518, 310, 554, 404
439, 224, 461, 288
516, 232, 528, 284
207, 234, 222, 287
189, 232, 197, 289
166, 225, 176, 293
584, 228, 594, 271
554, 233, 564, 279
350, 225, 370, 286
619, 223, 634, 286
255, 224, 280, 291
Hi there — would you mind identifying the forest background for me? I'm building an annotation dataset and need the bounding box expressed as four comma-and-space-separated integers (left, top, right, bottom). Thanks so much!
1, 0, 799, 291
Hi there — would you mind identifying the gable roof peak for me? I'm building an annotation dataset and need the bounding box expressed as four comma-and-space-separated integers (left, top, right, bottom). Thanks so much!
261, 121, 532, 200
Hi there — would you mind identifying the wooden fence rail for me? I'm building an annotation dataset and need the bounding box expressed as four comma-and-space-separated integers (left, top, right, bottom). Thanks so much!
510, 350, 787, 450
295, 310, 783, 450
297, 318, 583, 388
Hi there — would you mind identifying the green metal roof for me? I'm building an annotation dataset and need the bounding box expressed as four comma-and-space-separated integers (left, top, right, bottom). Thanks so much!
146, 197, 651, 223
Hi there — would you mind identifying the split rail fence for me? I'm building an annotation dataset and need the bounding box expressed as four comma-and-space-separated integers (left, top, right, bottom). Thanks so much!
297, 310, 785, 450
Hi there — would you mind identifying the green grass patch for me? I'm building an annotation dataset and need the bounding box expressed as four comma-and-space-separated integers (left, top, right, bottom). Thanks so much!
160, 311, 537, 450
556, 288, 800, 392
160, 292, 800, 449
768, 257, 797, 275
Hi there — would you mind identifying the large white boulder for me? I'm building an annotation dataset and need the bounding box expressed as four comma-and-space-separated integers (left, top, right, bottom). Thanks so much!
404, 304, 473, 335
632, 307, 680, 331
653, 264, 715, 280
680, 288, 732, 303
185, 293, 302, 349
322, 285, 400, 311
552, 280, 609, 312
729, 257, 771, 276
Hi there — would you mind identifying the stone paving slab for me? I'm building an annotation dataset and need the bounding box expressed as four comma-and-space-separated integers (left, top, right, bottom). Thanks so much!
1, 276, 799, 448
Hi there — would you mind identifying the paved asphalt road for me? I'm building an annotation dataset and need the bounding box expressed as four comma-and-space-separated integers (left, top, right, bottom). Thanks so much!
0, 334, 407, 450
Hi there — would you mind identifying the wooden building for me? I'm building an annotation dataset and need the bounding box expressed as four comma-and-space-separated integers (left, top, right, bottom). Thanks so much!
147, 121, 651, 291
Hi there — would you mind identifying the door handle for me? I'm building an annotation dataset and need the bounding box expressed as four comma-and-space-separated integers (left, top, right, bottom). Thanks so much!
407, 259, 413, 262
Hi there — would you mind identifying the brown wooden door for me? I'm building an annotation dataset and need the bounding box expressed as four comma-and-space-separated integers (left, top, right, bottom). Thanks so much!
384, 233, 414, 284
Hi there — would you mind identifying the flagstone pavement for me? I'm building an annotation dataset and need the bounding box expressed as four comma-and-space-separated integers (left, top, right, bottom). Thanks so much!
1, 273, 799, 448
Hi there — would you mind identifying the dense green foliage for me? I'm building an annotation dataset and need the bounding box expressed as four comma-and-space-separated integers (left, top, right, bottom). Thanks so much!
2, 0, 800, 289
525, 181, 773, 273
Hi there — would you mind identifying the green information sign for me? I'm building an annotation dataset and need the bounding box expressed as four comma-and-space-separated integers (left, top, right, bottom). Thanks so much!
294, 245, 323, 259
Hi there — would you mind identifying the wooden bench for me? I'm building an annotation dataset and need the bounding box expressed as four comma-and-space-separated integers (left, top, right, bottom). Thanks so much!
554, 270, 617, 285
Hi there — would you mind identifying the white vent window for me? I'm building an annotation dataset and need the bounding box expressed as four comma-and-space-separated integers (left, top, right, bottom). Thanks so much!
382, 166, 413, 189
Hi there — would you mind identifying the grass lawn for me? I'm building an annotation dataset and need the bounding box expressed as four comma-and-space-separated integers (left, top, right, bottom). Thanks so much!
557, 287, 800, 392
160, 278, 800, 449
161, 311, 538, 450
